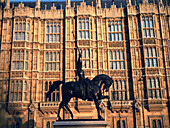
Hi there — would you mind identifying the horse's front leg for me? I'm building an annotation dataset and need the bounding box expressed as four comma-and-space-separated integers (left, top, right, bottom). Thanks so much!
57, 101, 64, 120
94, 99, 103, 119
100, 95, 113, 113
65, 105, 73, 119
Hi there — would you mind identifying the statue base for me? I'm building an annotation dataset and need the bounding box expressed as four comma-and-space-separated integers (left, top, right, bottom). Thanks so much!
53, 119, 108, 128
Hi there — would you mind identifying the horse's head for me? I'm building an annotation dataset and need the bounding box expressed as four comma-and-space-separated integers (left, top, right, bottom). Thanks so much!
103, 79, 113, 92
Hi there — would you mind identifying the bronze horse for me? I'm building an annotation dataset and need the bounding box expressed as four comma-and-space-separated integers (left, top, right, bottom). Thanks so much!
46, 74, 113, 120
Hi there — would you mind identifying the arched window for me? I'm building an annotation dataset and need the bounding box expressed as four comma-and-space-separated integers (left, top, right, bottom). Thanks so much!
15, 23, 18, 31
115, 24, 118, 32
145, 48, 149, 66
82, 31, 85, 39
18, 81, 22, 101
115, 80, 118, 90
149, 48, 152, 57
152, 78, 156, 88
122, 80, 126, 90
82, 22, 85, 29
11, 122, 15, 128
11, 81, 14, 91
117, 120, 120, 128
152, 47, 156, 57
79, 22, 81, 29
26, 51, 28, 60
87, 49, 90, 58
57, 52, 60, 61
148, 78, 152, 98
152, 120, 156, 128
53, 52, 56, 61
119, 24, 122, 31
27, 23, 30, 31
152, 78, 156, 98
23, 23, 25, 31
19, 23, 22, 30
54, 25, 56, 33
121, 51, 124, 60
57, 63, 60, 71
21, 51, 24, 60
86, 31, 89, 39
79, 31, 82, 39
24, 81, 27, 101
17, 51, 20, 60
57, 26, 60, 33
11, 81, 14, 101
15, 81, 18, 91
50, 52, 52, 61
51, 121, 55, 128
109, 51, 113, 60
50, 26, 53, 33
46, 53, 49, 61
157, 120, 161, 128
24, 81, 27, 92
57, 35, 60, 42
122, 120, 125, 128
113, 51, 116, 60
47, 25, 49, 33
148, 78, 151, 88
86, 22, 89, 29
83, 49, 86, 58
156, 78, 160, 88
53, 63, 56, 71
46, 121, 50, 128
108, 24, 111, 32
118, 80, 122, 90
111, 24, 114, 32
13, 51, 16, 60
19, 81, 22, 91
117, 51, 120, 60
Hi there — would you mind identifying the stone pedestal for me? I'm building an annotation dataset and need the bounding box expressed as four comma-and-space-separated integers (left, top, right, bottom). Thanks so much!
53, 119, 108, 128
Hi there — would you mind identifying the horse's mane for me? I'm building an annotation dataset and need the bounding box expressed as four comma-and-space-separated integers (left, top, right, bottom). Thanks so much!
92, 74, 113, 90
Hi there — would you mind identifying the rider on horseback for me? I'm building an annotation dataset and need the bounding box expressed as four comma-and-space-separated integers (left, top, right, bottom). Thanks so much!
76, 49, 89, 100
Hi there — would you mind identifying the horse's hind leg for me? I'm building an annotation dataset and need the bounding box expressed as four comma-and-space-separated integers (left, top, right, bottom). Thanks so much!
65, 105, 73, 119
57, 101, 64, 120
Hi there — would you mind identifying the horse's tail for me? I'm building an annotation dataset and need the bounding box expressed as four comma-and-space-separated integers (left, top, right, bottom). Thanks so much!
46, 81, 63, 98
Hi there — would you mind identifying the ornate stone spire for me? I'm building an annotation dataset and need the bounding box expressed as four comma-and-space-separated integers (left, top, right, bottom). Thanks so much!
159, 0, 163, 4
97, 0, 101, 7
128, 0, 131, 5
5, 0, 10, 8
66, 0, 71, 7
36, 0, 40, 8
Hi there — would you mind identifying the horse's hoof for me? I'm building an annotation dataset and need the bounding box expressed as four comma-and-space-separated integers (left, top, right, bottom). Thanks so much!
58, 117, 62, 120
98, 116, 103, 120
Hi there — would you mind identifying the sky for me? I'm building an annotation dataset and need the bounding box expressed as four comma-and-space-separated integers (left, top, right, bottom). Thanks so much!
11, 0, 81, 2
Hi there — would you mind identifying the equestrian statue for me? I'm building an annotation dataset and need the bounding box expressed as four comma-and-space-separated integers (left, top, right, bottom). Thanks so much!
46, 49, 113, 120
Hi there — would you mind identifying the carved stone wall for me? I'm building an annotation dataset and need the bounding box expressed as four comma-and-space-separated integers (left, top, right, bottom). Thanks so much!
0, 0, 170, 128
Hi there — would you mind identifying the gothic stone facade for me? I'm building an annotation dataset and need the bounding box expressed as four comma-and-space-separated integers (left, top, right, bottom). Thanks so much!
0, 0, 170, 127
